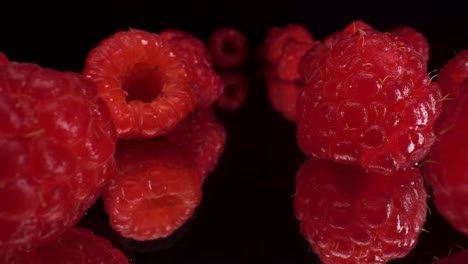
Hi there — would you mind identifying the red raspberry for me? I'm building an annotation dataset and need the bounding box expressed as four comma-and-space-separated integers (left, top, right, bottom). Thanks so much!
296, 23, 443, 175
161, 29, 224, 109
276, 41, 315, 81
102, 140, 203, 241
267, 73, 302, 122
3, 227, 128, 263
83, 29, 196, 139
432, 250, 468, 264
422, 79, 468, 236
216, 70, 250, 111
167, 108, 226, 179
207, 27, 250, 69
0, 52, 8, 65
264, 24, 314, 65
294, 158, 427, 264
0, 62, 117, 253
390, 26, 430, 63
436, 49, 468, 99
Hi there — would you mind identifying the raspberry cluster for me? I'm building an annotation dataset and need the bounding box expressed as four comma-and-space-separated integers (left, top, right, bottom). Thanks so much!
0, 27, 227, 262
261, 20, 446, 263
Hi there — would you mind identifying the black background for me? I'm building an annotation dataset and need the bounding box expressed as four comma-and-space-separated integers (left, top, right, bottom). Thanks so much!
1, 0, 467, 263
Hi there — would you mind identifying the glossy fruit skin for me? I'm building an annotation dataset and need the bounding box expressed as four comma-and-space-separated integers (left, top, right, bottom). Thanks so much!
0, 62, 117, 254
83, 29, 196, 139
294, 158, 427, 264
3, 228, 128, 264
296, 22, 442, 175
422, 79, 468, 236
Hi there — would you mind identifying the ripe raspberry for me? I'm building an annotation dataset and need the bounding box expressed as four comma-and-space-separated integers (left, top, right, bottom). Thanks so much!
161, 29, 224, 109
436, 49, 468, 98
216, 70, 250, 110
0, 62, 117, 253
276, 41, 315, 81
3, 227, 128, 263
432, 250, 468, 264
102, 140, 203, 241
0, 52, 8, 65
422, 79, 468, 236
207, 27, 250, 69
264, 24, 314, 65
390, 26, 430, 63
296, 23, 443, 175
294, 158, 427, 264
83, 29, 196, 139
267, 73, 302, 122
167, 108, 226, 179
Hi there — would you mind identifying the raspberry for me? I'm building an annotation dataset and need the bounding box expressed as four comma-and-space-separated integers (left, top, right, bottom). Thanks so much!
161, 29, 224, 109
102, 139, 203, 241
216, 70, 250, 110
276, 41, 315, 81
267, 73, 302, 122
390, 26, 430, 63
0, 62, 117, 253
83, 29, 196, 139
167, 108, 226, 179
422, 79, 468, 236
0, 52, 8, 65
436, 49, 468, 98
294, 158, 427, 264
264, 24, 314, 65
432, 250, 468, 264
3, 227, 128, 263
296, 22, 443, 175
207, 27, 250, 69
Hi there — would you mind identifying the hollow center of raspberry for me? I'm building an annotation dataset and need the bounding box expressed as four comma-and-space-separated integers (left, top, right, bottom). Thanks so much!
222, 39, 238, 55
122, 63, 163, 103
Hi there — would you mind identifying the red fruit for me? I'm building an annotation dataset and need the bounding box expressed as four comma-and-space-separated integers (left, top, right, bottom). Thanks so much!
264, 24, 314, 65
390, 26, 430, 63
3, 227, 128, 264
102, 140, 203, 241
0, 62, 117, 253
294, 158, 427, 264
267, 73, 302, 122
207, 27, 250, 69
161, 29, 224, 109
83, 29, 196, 139
432, 250, 468, 264
422, 79, 468, 236
296, 22, 442, 175
0, 52, 8, 65
436, 49, 468, 99
167, 108, 226, 179
276, 41, 315, 81
216, 70, 250, 110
